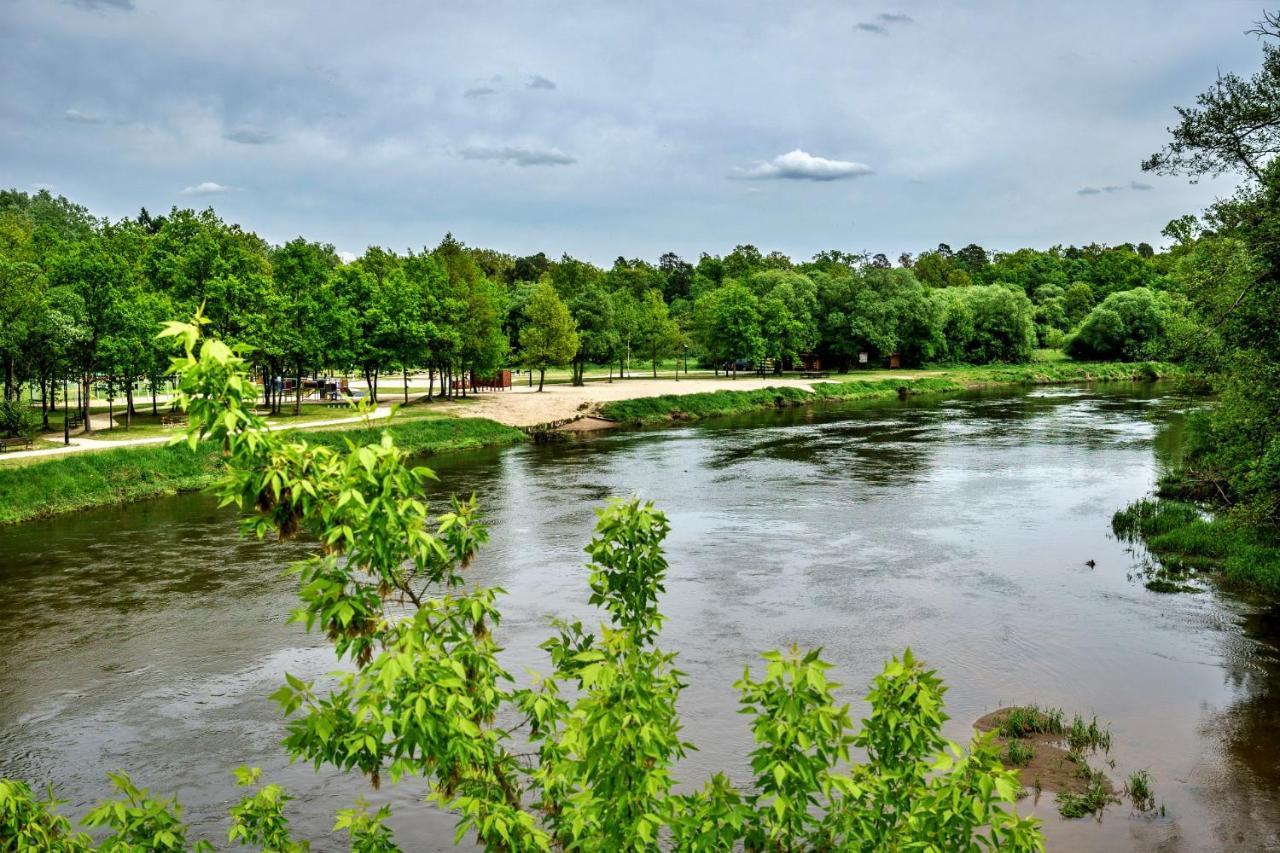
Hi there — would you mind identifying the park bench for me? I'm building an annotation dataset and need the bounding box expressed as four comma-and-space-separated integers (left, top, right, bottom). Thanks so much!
799, 371, 830, 379
161, 413, 187, 427
0, 436, 34, 452
65, 414, 82, 430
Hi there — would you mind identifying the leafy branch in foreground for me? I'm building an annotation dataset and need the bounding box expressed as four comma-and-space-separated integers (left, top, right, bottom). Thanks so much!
1, 314, 1043, 850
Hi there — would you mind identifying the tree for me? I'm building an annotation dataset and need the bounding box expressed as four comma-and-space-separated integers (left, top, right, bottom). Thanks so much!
567, 284, 618, 385
1142, 12, 1280, 182
1065, 287, 1172, 361
697, 282, 763, 376
634, 289, 681, 377
519, 281, 578, 391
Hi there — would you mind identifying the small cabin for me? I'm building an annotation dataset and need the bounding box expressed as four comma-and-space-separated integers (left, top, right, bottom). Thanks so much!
798, 352, 822, 371
888, 352, 902, 369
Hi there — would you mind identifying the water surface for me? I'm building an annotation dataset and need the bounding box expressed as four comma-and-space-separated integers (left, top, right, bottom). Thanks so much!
2, 384, 1277, 851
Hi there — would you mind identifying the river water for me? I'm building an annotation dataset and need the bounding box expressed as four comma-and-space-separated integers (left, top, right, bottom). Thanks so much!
2, 384, 1278, 851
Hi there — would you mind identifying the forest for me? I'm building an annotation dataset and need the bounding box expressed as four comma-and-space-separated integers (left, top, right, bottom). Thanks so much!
0, 189, 1208, 419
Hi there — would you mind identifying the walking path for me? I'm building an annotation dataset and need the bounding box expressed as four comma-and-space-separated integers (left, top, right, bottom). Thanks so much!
5, 405, 396, 461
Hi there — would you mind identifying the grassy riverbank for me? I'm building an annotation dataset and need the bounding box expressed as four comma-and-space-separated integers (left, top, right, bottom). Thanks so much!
600, 360, 1179, 425
0, 416, 526, 526
1112, 498, 1280, 594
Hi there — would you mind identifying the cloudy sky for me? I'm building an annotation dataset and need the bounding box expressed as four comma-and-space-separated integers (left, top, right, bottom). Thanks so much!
0, 0, 1267, 263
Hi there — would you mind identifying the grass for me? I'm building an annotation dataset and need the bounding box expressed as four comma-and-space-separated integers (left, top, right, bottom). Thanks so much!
997, 705, 1066, 738
1004, 739, 1035, 767
599, 360, 1181, 425
1112, 498, 1280, 594
1124, 770, 1156, 813
0, 415, 526, 526
1066, 714, 1112, 753
1056, 762, 1117, 819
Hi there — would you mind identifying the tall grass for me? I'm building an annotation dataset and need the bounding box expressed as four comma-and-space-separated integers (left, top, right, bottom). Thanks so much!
1112, 498, 1280, 593
601, 361, 1180, 425
0, 416, 526, 526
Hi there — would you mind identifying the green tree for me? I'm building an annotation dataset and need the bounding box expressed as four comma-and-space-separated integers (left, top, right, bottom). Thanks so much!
520, 281, 579, 391
567, 283, 618, 385
697, 282, 763, 376
634, 289, 681, 377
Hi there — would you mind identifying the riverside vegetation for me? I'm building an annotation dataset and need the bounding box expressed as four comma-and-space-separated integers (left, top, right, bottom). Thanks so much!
0, 316, 1046, 850
1107, 11, 1280, 595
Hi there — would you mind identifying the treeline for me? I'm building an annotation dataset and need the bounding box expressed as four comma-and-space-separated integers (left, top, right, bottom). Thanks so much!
0, 189, 1203, 426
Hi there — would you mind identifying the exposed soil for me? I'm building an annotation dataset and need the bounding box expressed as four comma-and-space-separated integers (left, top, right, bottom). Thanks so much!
555, 415, 625, 432
974, 708, 1116, 798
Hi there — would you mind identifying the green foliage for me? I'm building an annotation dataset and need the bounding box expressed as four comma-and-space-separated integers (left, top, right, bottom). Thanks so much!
520, 281, 579, 390
1054, 767, 1114, 820
0, 399, 39, 439
227, 766, 308, 851
1066, 715, 1112, 753
334, 800, 399, 852
1124, 770, 1156, 812
81, 771, 211, 852
997, 705, 1065, 739
1004, 739, 1035, 767
1064, 287, 1178, 361
600, 362, 1179, 425
0, 779, 92, 852
1112, 498, 1280, 593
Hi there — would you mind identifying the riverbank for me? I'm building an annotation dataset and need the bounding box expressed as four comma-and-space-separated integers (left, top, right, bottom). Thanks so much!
0, 416, 526, 526
1112, 498, 1280, 595
599, 360, 1179, 425
0, 360, 1179, 525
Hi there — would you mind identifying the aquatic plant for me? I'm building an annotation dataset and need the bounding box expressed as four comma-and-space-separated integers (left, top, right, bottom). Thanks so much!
1004, 739, 1036, 767
1124, 769, 1157, 813
998, 705, 1066, 739
1067, 714, 1112, 753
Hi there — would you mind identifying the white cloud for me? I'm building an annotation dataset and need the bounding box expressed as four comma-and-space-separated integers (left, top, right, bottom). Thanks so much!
64, 108, 103, 124
180, 181, 233, 195
460, 145, 576, 166
338, 250, 358, 263
736, 149, 873, 182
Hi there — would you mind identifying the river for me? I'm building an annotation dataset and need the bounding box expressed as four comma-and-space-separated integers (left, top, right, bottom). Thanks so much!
2, 383, 1278, 851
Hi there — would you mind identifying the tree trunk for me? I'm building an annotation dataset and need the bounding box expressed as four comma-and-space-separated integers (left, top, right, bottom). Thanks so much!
125, 382, 132, 431
82, 374, 93, 433
403, 367, 409, 403
151, 381, 158, 415
428, 367, 435, 400
538, 367, 546, 392
295, 368, 303, 416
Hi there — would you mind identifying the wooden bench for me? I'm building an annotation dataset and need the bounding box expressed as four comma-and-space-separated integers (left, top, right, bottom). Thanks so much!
161, 414, 187, 427
0, 436, 34, 452
799, 371, 830, 379
65, 415, 82, 430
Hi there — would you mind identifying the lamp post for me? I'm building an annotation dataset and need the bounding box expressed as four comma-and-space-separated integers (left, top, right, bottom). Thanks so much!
682, 343, 688, 377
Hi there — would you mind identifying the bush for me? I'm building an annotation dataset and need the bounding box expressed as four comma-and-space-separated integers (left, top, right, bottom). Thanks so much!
0, 400, 39, 440
1064, 287, 1174, 361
